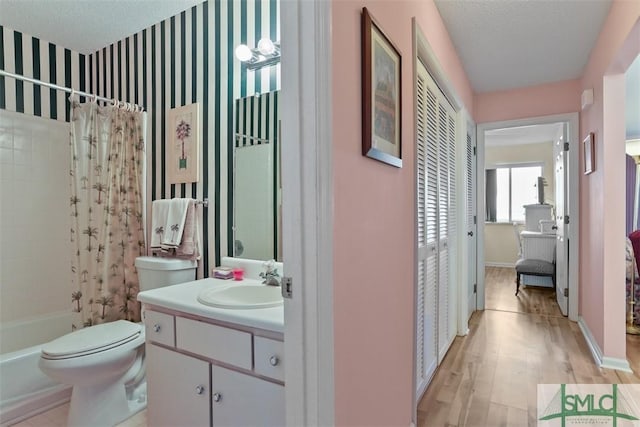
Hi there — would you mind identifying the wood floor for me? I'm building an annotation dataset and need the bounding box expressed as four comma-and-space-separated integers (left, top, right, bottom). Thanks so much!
485, 266, 562, 317
417, 266, 640, 427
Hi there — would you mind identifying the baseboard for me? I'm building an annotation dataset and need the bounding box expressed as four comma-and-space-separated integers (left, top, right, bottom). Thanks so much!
485, 262, 515, 268
578, 317, 633, 373
578, 316, 604, 366
601, 356, 633, 372
0, 385, 71, 426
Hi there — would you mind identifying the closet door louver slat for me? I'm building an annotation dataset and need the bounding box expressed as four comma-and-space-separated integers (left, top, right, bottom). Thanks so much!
415, 73, 427, 388
447, 114, 458, 345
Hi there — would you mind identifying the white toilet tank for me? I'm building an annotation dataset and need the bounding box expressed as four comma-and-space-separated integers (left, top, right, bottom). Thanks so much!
135, 256, 197, 291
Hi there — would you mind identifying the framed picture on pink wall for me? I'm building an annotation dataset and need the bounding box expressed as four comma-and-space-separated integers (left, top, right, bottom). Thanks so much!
167, 103, 200, 184
583, 132, 595, 175
361, 7, 402, 168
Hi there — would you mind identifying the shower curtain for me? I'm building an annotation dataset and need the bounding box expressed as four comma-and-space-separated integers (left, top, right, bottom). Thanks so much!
69, 98, 146, 329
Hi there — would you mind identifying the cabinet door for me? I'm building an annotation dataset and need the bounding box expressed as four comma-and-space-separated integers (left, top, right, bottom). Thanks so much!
211, 365, 284, 427
147, 344, 210, 427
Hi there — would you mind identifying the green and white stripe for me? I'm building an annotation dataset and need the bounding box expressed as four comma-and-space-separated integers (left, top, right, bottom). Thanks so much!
0, 25, 87, 120
1, 0, 280, 277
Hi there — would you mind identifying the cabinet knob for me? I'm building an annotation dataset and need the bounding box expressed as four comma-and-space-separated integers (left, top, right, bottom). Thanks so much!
153, 324, 161, 333
213, 392, 222, 402
269, 356, 280, 366
195, 385, 205, 395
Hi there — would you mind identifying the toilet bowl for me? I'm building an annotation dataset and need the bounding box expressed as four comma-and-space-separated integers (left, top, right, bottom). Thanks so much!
39, 256, 197, 426
39, 321, 146, 427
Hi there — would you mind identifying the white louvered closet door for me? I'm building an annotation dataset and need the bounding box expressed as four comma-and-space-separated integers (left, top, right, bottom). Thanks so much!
446, 111, 458, 350
436, 103, 450, 362
416, 61, 458, 398
415, 64, 438, 396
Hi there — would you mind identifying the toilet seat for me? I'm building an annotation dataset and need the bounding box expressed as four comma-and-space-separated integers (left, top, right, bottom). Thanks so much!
42, 320, 143, 360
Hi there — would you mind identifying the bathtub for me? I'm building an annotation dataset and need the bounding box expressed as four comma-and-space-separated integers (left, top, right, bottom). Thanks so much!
0, 345, 71, 426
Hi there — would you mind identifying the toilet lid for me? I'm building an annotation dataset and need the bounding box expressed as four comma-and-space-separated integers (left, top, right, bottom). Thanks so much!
42, 320, 142, 358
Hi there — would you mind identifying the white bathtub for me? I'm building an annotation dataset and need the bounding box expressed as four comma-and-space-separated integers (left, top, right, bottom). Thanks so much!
0, 345, 71, 426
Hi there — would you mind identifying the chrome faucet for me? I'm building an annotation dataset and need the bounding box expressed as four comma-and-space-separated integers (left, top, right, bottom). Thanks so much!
260, 259, 280, 286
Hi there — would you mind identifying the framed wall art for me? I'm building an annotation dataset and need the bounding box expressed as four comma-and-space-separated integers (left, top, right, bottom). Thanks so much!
361, 7, 402, 168
167, 103, 200, 183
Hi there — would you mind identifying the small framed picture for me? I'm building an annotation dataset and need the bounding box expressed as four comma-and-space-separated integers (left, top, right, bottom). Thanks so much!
167, 103, 200, 184
361, 7, 402, 168
583, 132, 594, 175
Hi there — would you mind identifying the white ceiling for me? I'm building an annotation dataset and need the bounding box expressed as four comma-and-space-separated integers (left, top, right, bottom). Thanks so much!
485, 123, 563, 147
0, 0, 202, 55
434, 0, 639, 142
0, 0, 636, 138
434, 0, 613, 93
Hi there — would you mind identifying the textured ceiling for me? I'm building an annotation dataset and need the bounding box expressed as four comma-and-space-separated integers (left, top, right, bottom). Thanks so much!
0, 0, 202, 54
434, 0, 613, 93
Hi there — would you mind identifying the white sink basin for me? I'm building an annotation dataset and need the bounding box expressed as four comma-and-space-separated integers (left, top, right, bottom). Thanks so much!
197, 284, 283, 309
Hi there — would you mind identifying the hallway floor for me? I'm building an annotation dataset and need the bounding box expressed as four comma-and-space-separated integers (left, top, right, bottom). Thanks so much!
417, 267, 640, 426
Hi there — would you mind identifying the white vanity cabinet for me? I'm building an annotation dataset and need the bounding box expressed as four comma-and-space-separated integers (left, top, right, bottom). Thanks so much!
143, 308, 284, 427
212, 365, 285, 427
146, 344, 210, 427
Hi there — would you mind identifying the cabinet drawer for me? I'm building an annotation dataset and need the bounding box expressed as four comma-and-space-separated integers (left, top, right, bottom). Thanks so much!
144, 310, 175, 347
176, 317, 252, 370
254, 336, 284, 382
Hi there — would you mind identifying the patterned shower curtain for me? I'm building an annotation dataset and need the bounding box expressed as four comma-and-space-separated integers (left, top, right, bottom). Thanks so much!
69, 98, 146, 329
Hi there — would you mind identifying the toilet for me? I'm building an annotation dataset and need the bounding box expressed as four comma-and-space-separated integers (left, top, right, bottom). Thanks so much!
39, 256, 197, 427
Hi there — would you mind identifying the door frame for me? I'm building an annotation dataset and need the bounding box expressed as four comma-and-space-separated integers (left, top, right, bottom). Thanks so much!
461, 115, 478, 324
281, 1, 334, 425
476, 112, 580, 321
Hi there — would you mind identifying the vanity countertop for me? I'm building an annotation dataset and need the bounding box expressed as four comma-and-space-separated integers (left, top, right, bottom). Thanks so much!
137, 278, 284, 333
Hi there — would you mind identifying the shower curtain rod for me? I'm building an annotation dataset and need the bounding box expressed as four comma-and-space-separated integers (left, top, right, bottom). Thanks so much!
0, 69, 144, 110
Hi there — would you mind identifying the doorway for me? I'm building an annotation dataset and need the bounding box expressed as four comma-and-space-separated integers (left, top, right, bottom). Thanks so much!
476, 113, 580, 322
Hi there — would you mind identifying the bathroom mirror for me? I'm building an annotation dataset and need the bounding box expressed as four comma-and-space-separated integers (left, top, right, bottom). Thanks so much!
232, 91, 282, 261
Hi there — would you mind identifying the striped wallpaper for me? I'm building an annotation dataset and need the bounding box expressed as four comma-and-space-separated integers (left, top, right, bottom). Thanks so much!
235, 90, 279, 148
0, 25, 88, 121
234, 90, 280, 258
0, 0, 281, 277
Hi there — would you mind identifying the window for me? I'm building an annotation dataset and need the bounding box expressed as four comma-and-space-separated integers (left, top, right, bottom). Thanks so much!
486, 164, 543, 222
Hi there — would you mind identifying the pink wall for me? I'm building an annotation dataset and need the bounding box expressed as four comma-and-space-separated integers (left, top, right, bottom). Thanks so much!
474, 79, 581, 124
473, 4, 639, 361
580, 3, 639, 359
332, 1, 472, 425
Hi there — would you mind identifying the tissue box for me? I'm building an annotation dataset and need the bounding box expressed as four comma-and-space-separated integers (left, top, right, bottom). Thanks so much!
213, 267, 233, 280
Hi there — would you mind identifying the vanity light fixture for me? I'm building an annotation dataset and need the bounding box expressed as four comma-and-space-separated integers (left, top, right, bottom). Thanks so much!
235, 38, 281, 70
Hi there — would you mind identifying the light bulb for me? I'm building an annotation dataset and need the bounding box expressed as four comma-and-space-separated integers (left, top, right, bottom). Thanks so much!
257, 38, 275, 55
235, 44, 253, 62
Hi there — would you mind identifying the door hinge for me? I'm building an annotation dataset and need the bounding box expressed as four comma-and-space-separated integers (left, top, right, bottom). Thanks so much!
282, 277, 293, 299
473, 146, 477, 156
564, 142, 570, 151
564, 215, 570, 225
564, 288, 569, 297
473, 284, 477, 293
